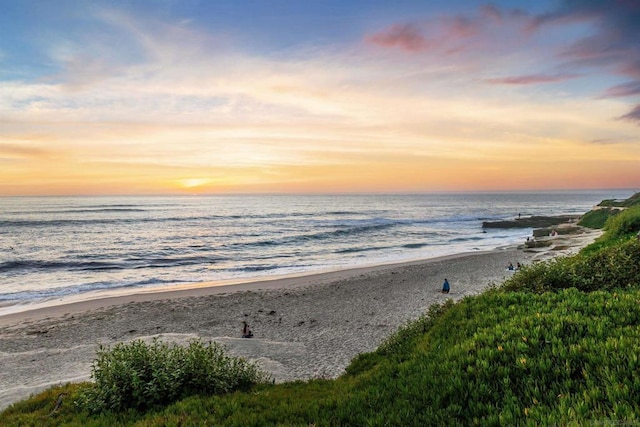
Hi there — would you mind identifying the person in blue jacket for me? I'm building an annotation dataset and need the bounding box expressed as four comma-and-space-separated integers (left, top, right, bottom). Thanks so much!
441, 278, 450, 294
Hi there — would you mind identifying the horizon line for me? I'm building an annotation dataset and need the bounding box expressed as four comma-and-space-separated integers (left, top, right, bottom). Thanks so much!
1, 188, 637, 198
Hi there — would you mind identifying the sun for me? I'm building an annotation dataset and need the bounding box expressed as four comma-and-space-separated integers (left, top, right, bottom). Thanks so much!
178, 178, 213, 189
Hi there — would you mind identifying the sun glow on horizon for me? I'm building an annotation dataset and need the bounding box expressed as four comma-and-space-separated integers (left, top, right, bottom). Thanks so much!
178, 178, 215, 190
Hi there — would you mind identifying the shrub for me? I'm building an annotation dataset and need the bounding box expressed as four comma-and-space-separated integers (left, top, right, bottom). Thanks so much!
77, 338, 270, 413
502, 239, 640, 293
604, 205, 640, 240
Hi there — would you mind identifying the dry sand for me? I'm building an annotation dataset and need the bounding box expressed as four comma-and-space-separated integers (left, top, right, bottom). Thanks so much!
0, 228, 601, 410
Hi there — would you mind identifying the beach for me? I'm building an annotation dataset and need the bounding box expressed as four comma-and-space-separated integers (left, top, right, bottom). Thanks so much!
0, 228, 601, 410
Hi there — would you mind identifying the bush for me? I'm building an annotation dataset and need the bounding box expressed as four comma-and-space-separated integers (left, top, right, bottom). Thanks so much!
502, 238, 640, 293
77, 338, 270, 413
604, 205, 640, 240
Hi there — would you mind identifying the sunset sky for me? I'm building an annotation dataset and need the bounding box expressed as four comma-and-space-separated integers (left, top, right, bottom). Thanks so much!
1, 0, 639, 195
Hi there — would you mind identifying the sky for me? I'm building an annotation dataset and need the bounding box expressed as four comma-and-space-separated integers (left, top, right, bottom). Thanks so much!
1, 0, 639, 196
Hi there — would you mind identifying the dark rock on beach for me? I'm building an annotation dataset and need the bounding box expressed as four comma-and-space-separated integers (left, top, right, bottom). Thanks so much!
532, 224, 582, 238
482, 215, 581, 229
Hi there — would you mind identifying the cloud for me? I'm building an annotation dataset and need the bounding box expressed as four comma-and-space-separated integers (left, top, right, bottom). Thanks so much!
366, 23, 431, 52
619, 105, 640, 124
365, 12, 490, 55
0, 143, 53, 160
367, 1, 640, 125
600, 81, 640, 98
365, 5, 537, 57
485, 73, 580, 85
531, 0, 640, 123
589, 134, 639, 145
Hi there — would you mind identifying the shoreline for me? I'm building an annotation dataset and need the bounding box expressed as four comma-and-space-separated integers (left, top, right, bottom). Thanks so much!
0, 227, 601, 411
0, 247, 517, 325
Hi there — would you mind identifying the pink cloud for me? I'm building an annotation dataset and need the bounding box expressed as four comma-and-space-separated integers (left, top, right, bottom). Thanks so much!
366, 23, 431, 52
366, 1, 640, 125
365, 5, 536, 56
485, 73, 580, 85
365, 17, 483, 55
620, 61, 640, 79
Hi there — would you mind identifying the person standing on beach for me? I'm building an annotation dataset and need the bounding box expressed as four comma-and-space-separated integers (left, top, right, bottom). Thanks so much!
441, 278, 450, 294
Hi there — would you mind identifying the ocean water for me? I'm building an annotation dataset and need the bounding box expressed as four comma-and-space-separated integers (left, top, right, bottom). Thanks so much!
0, 191, 632, 306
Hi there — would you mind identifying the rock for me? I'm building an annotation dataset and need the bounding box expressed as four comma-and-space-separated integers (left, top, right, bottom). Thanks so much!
482, 215, 580, 229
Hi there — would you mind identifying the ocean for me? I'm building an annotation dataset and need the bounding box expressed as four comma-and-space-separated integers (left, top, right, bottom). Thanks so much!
0, 191, 632, 308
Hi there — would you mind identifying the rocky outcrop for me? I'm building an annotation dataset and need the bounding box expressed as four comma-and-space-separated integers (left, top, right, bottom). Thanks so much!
482, 215, 580, 229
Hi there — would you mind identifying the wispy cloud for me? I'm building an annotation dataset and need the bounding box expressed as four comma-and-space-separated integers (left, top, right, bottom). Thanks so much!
366, 14, 487, 54
601, 81, 640, 98
532, 0, 640, 122
590, 136, 637, 145
0, 142, 52, 159
365, 5, 535, 57
366, 23, 432, 52
485, 73, 580, 85
619, 105, 640, 124
366, 1, 640, 126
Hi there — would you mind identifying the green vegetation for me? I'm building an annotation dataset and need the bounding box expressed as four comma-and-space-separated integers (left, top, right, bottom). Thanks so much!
77, 338, 271, 414
605, 205, 640, 240
577, 207, 621, 229
3, 196, 640, 426
502, 238, 640, 293
579, 192, 640, 229
597, 192, 640, 208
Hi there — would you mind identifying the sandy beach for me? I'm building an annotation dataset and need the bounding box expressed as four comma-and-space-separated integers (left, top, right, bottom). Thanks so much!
0, 228, 601, 410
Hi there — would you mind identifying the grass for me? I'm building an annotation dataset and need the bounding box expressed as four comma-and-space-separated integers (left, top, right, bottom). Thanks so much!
2, 196, 640, 426
577, 207, 621, 229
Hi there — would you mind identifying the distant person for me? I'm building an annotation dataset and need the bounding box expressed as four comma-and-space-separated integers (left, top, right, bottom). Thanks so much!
508, 262, 514, 271
441, 278, 450, 294
516, 262, 523, 270
242, 321, 253, 338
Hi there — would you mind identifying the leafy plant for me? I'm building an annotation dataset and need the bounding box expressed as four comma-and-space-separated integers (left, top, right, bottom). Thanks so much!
76, 338, 270, 413
502, 238, 640, 293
